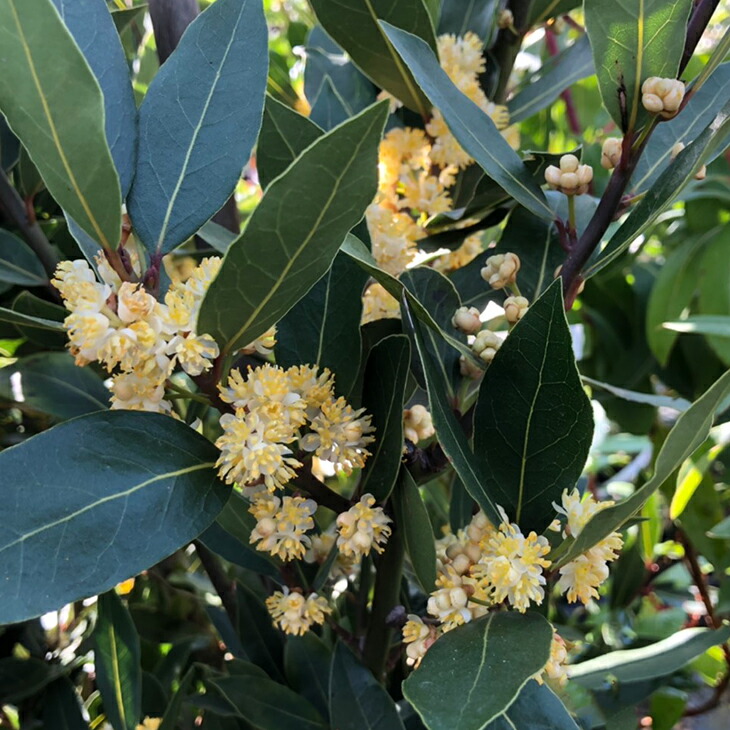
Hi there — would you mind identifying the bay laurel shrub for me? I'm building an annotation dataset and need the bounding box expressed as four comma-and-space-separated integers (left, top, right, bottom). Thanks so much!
1, 0, 730, 728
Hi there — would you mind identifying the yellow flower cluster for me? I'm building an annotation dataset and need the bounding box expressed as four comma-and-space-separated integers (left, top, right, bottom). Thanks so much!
265, 588, 331, 635
336, 493, 392, 557
215, 364, 374, 494
363, 33, 516, 324
402, 614, 438, 667
304, 525, 359, 579
249, 494, 317, 561
535, 630, 569, 687
554, 489, 623, 604
53, 255, 223, 414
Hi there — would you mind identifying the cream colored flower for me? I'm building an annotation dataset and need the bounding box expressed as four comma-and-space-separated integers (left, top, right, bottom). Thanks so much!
336, 494, 392, 557
535, 630, 568, 687
402, 615, 439, 667
475, 508, 551, 612
427, 565, 490, 631
249, 494, 317, 561
265, 589, 331, 635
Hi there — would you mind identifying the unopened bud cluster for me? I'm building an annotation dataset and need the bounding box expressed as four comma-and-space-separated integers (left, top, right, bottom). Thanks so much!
545, 154, 593, 195
504, 295, 529, 324
480, 252, 520, 289
641, 77, 684, 118
600, 138, 622, 170
451, 305, 482, 334
403, 404, 435, 444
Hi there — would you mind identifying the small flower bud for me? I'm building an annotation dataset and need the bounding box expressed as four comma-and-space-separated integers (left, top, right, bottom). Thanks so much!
452, 305, 482, 334
641, 77, 685, 118
503, 296, 529, 324
545, 155, 593, 195
403, 404, 435, 444
601, 138, 622, 169
497, 8, 514, 29
481, 252, 521, 290
472, 330, 502, 364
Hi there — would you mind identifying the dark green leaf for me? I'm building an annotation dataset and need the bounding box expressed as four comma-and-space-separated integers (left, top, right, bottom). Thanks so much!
9, 290, 67, 348
304, 26, 378, 131
18, 147, 44, 199
382, 22, 554, 222
485, 681, 579, 730
569, 626, 730, 689
0, 657, 69, 704
236, 582, 285, 682
633, 63, 730, 192
584, 0, 694, 131
342, 235, 477, 366
393, 469, 436, 592
128, 0, 268, 255
50, 0, 137, 196
474, 279, 594, 532
0, 411, 227, 623
438, 0, 497, 40
309, 0, 434, 116
95, 591, 141, 730
0, 352, 110, 420
555, 368, 730, 567
359, 335, 411, 501
508, 35, 593, 123
0, 229, 47, 285
400, 267, 465, 399
199, 102, 388, 355
0, 0, 122, 249
645, 232, 712, 365
0, 114, 20, 171
697, 228, 730, 363
210, 675, 327, 730
403, 298, 500, 526
285, 633, 332, 720
159, 667, 195, 730
449, 477, 474, 533
42, 678, 90, 730
590, 99, 730, 277
258, 95, 323, 189
276, 251, 367, 398
329, 641, 405, 730
111, 5, 147, 35
403, 612, 553, 730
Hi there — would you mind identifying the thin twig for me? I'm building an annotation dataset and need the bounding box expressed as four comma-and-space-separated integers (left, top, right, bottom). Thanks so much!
293, 463, 351, 513
0, 167, 59, 278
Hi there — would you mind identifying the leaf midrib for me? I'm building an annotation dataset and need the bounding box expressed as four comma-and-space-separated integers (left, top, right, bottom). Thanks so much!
8, 0, 113, 250
0, 462, 215, 555
155, 0, 246, 252
222, 113, 379, 353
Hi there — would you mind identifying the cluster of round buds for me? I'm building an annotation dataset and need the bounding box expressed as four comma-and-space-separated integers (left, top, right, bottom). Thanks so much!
451, 305, 482, 334
472, 330, 502, 364
600, 138, 623, 170
535, 631, 569, 687
545, 154, 593, 195
480, 252, 520, 290
503, 296, 529, 324
265, 588, 331, 636
402, 615, 438, 667
641, 77, 685, 118
403, 404, 435, 444
671, 142, 706, 180
336, 493, 392, 557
